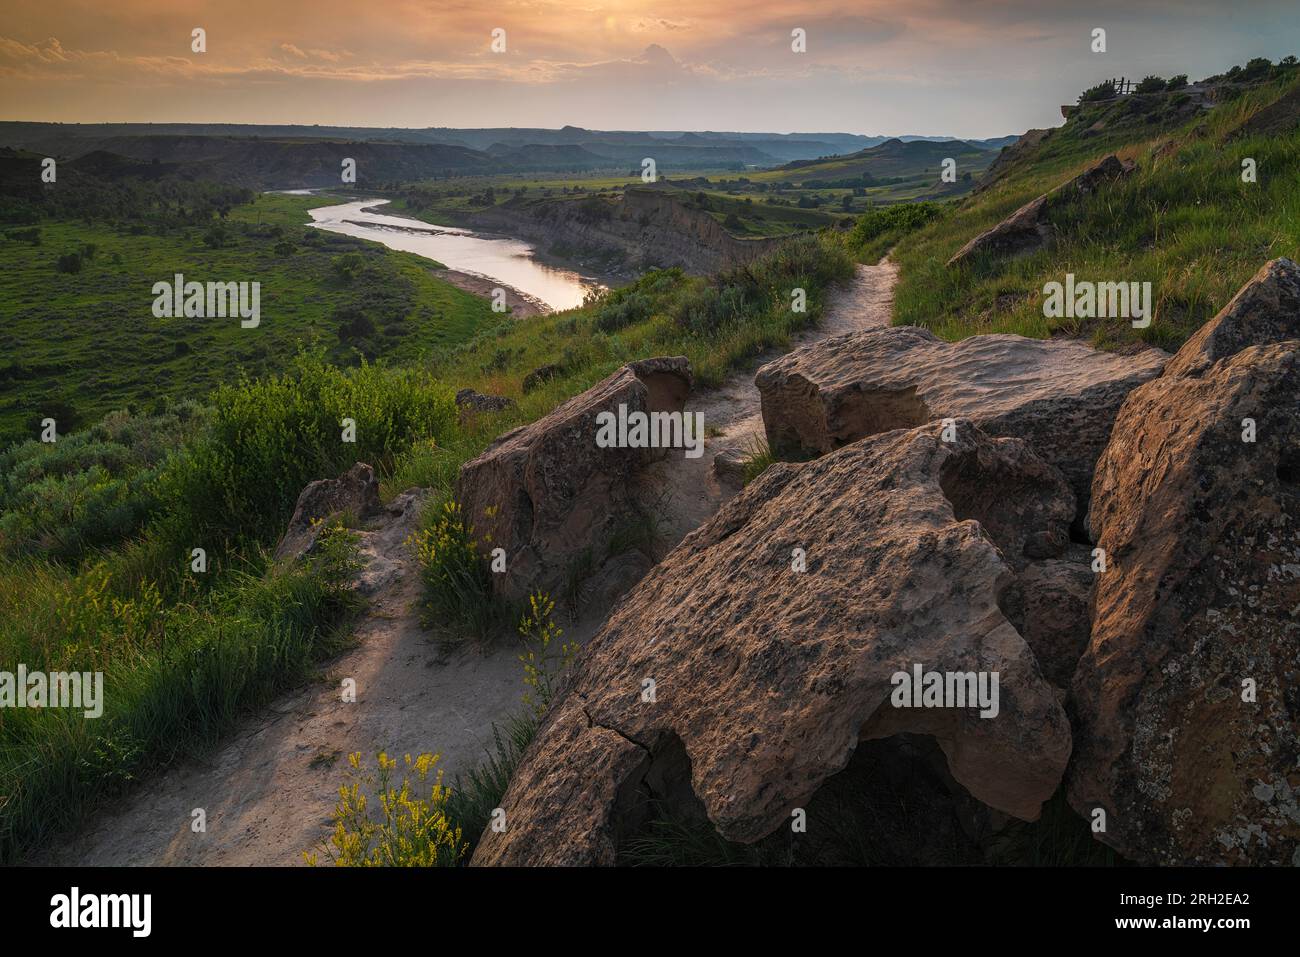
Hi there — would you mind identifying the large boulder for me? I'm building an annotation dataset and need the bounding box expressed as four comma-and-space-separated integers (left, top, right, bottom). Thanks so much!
1070, 278, 1300, 864
755, 325, 1166, 519
948, 154, 1135, 268
455, 356, 692, 602
273, 462, 380, 562
946, 195, 1052, 267
472, 420, 1075, 866
1162, 257, 1300, 378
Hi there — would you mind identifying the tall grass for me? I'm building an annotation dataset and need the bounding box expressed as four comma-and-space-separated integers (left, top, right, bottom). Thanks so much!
0, 354, 460, 861
444, 713, 538, 856
890, 75, 1300, 349
0, 525, 361, 862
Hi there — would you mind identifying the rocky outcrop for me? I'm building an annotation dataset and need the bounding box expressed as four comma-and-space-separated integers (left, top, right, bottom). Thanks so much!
471, 420, 1075, 866
454, 356, 692, 603
1162, 257, 1300, 378
521, 363, 563, 394
974, 128, 1051, 194
352, 488, 427, 597
273, 462, 381, 562
754, 325, 1166, 519
471, 187, 782, 276
948, 154, 1135, 268
1231, 84, 1300, 139
1069, 264, 1300, 864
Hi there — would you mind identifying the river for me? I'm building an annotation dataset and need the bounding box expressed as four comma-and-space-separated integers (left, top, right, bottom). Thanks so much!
304, 197, 600, 312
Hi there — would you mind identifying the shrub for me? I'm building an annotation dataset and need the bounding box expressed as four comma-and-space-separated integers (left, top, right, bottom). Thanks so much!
1079, 80, 1117, 103
334, 305, 376, 341
1135, 75, 1166, 94
411, 499, 500, 640
55, 252, 82, 274
593, 289, 654, 333
1242, 57, 1273, 80
1165, 74, 1188, 91
849, 202, 942, 248
6, 227, 41, 246
330, 252, 365, 283
0, 404, 206, 560
202, 223, 228, 248
305, 752, 466, 867
157, 353, 457, 545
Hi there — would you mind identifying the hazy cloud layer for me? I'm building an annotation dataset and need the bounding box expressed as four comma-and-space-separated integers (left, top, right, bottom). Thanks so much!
1, 1, 1298, 136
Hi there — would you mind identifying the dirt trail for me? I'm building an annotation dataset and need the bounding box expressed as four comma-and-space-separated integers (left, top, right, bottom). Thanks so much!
44, 492, 538, 866
642, 259, 898, 546
45, 259, 895, 866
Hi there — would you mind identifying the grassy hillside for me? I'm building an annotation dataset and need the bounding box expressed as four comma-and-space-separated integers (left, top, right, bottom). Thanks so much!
888, 74, 1300, 350
0, 193, 501, 445
765, 138, 994, 183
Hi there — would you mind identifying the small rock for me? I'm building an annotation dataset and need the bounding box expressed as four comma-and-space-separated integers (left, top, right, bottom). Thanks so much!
274, 463, 380, 562
454, 388, 516, 421
711, 447, 748, 487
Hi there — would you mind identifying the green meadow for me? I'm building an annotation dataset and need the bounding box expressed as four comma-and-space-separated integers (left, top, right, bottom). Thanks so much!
0, 192, 500, 445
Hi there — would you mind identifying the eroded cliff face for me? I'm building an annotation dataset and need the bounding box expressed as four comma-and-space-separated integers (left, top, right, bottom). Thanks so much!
469, 187, 784, 276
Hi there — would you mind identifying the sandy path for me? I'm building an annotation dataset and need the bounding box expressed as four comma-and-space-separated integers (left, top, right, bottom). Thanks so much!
43, 258, 895, 867
44, 492, 532, 866
642, 259, 898, 546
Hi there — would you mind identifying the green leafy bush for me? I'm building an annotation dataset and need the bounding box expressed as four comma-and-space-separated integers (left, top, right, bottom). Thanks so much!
157, 353, 457, 545
1079, 80, 1117, 103
850, 202, 942, 247
593, 289, 654, 333
0, 403, 207, 560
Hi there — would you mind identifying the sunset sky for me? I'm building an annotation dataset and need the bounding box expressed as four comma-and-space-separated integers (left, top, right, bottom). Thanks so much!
2, 1, 1299, 137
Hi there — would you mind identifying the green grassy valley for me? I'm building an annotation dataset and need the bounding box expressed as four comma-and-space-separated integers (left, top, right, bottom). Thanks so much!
0, 192, 501, 445
3, 43, 1299, 879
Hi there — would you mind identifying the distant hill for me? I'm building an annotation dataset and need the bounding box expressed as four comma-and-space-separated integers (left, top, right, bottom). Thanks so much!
0, 123, 1023, 184
758, 138, 999, 194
